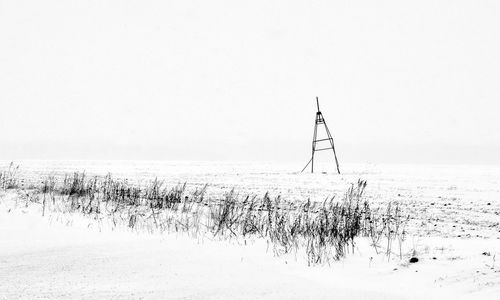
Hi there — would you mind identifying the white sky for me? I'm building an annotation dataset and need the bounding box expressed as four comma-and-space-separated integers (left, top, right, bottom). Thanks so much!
1, 0, 499, 164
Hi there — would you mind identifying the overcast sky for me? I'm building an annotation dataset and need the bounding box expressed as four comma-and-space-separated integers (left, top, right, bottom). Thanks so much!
1, 0, 499, 165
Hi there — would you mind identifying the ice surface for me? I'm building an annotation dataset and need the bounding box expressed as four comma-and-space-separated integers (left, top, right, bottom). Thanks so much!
1, 160, 499, 299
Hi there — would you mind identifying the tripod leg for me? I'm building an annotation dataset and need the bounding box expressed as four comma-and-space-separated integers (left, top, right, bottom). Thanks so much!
311, 117, 318, 173
323, 122, 341, 174
300, 157, 313, 173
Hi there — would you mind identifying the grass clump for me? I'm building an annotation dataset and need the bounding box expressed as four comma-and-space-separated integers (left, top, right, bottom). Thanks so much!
0, 162, 20, 190
0, 165, 410, 265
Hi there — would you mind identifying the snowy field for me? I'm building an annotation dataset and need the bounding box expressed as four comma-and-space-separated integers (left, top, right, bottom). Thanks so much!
8, 160, 500, 239
1, 160, 499, 299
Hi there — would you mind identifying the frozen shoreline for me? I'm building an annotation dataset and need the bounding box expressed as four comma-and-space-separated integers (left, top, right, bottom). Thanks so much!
3, 160, 499, 241
1, 161, 499, 299
1, 190, 499, 299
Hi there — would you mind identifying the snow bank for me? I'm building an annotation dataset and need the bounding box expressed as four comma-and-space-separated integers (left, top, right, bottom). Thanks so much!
1, 191, 498, 299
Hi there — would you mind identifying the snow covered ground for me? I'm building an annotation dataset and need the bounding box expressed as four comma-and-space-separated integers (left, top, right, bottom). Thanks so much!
1, 161, 499, 299
6, 160, 500, 239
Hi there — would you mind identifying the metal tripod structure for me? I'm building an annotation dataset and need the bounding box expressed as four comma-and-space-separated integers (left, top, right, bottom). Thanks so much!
301, 97, 341, 174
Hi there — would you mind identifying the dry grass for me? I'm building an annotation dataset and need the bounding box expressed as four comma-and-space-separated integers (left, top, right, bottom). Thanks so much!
1, 164, 409, 265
